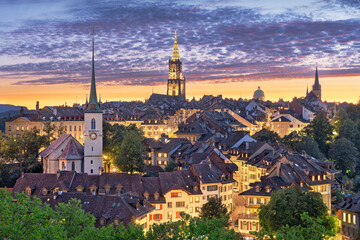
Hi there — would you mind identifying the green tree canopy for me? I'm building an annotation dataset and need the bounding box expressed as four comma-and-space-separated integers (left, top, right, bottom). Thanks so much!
338, 118, 358, 144
253, 129, 281, 143
199, 197, 228, 221
114, 130, 145, 174
0, 190, 242, 240
282, 132, 323, 159
303, 113, 334, 155
258, 187, 335, 238
329, 137, 359, 177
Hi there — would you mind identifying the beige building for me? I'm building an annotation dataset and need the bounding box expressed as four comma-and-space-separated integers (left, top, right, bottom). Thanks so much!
270, 114, 309, 137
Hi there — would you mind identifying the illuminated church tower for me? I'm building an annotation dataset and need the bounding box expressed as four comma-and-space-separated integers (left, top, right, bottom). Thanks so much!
312, 66, 321, 100
84, 32, 103, 175
167, 31, 185, 99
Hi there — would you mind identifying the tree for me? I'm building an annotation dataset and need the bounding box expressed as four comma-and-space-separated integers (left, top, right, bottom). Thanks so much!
253, 129, 280, 143
275, 212, 337, 240
42, 121, 57, 145
257, 187, 335, 238
165, 161, 178, 172
303, 113, 334, 155
297, 136, 324, 159
329, 137, 359, 177
338, 118, 358, 144
115, 130, 145, 174
282, 132, 323, 159
199, 197, 228, 221
0, 190, 242, 240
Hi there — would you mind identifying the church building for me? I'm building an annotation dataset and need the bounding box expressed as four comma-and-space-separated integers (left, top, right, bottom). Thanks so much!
306, 66, 322, 101
40, 34, 103, 175
167, 31, 186, 99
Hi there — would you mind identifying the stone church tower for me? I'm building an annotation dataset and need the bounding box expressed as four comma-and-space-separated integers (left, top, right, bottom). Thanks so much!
84, 33, 103, 175
312, 66, 321, 100
167, 31, 185, 99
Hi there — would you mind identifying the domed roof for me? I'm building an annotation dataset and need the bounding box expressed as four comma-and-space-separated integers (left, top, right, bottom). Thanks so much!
253, 86, 265, 100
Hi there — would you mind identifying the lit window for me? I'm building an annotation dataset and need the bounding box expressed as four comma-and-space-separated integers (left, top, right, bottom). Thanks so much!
195, 197, 199, 203
189, 197, 193, 203
343, 212, 347, 222
354, 215, 357, 225
348, 213, 352, 223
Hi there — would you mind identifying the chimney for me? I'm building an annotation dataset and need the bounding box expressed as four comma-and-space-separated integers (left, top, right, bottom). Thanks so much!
20, 107, 24, 116
36, 101, 39, 111
53, 108, 57, 116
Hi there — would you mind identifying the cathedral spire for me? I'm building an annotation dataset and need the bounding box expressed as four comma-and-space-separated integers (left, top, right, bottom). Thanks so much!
171, 31, 180, 61
313, 65, 320, 90
306, 84, 308, 96
85, 28, 102, 113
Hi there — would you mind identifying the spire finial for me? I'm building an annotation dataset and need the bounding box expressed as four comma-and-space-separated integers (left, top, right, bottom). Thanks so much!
85, 27, 102, 113
171, 31, 180, 61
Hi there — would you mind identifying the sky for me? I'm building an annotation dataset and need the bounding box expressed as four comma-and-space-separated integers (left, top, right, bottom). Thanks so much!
0, 0, 360, 109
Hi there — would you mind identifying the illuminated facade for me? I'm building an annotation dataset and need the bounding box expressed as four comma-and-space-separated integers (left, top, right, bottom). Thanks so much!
167, 31, 185, 99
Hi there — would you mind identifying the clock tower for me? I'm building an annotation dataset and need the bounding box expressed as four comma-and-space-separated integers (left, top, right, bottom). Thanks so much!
84, 32, 103, 175
167, 31, 185, 99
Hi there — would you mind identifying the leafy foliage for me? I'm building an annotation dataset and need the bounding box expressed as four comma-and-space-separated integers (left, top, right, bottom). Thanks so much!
199, 197, 228, 222
303, 113, 334, 156
115, 130, 146, 174
282, 131, 323, 159
257, 187, 336, 238
0, 190, 241, 240
329, 137, 359, 177
253, 129, 281, 143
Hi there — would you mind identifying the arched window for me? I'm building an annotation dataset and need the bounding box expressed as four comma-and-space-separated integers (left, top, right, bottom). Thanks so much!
71, 162, 75, 171
91, 118, 96, 130
62, 162, 65, 170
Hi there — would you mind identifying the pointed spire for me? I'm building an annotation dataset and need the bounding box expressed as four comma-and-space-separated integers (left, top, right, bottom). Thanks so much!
306, 84, 308, 95
85, 27, 102, 113
313, 64, 321, 90
171, 31, 180, 61
85, 94, 88, 105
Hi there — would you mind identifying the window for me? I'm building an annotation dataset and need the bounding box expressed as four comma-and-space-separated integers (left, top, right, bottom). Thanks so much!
168, 212, 172, 219
100, 218, 105, 225
343, 212, 346, 222
71, 162, 75, 171
69, 126, 72, 131
168, 202, 172, 208
207, 185, 218, 191
42, 188, 47, 195
113, 218, 119, 225
8, 126, 11, 131
195, 197, 199, 203
154, 214, 162, 221
354, 215, 357, 225
91, 169, 93, 174
171, 192, 181, 198
348, 213, 352, 224
190, 207, 193, 213
224, 186, 227, 191
91, 118, 96, 130
91, 147, 93, 151
79, 126, 81, 131
195, 207, 200, 213
176, 202, 185, 208
91, 160, 93, 164
74, 126, 76, 131
62, 162, 66, 170
25, 188, 31, 195
189, 197, 193, 203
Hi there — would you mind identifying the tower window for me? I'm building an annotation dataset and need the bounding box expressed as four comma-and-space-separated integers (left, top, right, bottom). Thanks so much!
91, 169, 93, 174
91, 118, 96, 130
72, 162, 75, 171
91, 147, 93, 151
91, 160, 93, 164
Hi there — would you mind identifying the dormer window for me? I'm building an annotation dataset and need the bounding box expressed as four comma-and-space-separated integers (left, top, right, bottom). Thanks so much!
265, 186, 270, 193
255, 186, 260, 193
76, 185, 84, 192
104, 184, 111, 194
113, 218, 119, 225
144, 192, 149, 200
154, 192, 160, 201
25, 187, 31, 196
99, 218, 106, 226
312, 175, 315, 181
194, 186, 198, 191
318, 175, 320, 181
323, 175, 326, 180
41, 188, 47, 195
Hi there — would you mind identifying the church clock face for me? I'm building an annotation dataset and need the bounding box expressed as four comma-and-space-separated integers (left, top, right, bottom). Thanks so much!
89, 131, 98, 140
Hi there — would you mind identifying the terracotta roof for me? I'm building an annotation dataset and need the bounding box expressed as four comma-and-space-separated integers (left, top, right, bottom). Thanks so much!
58, 139, 84, 160
39, 134, 72, 158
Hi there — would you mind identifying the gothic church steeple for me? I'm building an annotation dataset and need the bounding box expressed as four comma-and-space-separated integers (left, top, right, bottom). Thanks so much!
167, 31, 186, 99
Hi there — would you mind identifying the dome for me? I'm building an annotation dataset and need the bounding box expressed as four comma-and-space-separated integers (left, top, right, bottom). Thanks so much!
253, 86, 265, 101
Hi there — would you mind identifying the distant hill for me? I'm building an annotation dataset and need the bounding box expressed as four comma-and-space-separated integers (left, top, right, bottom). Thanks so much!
0, 105, 28, 133
0, 104, 27, 113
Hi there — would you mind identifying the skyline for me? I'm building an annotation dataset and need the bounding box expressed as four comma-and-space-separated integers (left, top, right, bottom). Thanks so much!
1, 0, 360, 108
